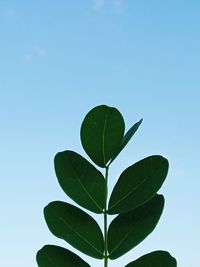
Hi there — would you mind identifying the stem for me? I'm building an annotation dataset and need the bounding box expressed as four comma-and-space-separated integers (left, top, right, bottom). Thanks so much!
104, 166, 109, 267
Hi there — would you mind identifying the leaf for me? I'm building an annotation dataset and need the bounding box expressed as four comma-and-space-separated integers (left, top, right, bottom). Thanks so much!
36, 245, 91, 267
124, 250, 177, 267
108, 194, 164, 259
80, 105, 125, 167
109, 119, 143, 164
54, 150, 105, 213
108, 155, 168, 214
44, 201, 104, 259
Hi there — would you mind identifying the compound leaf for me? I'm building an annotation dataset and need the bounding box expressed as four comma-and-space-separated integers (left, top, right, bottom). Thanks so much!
54, 150, 105, 213
108, 194, 164, 259
109, 119, 143, 164
44, 201, 104, 259
81, 105, 125, 167
124, 250, 177, 267
108, 155, 168, 214
36, 245, 91, 267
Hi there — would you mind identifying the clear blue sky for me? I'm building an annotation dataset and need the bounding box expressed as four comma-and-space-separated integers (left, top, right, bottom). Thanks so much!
1, 1, 200, 266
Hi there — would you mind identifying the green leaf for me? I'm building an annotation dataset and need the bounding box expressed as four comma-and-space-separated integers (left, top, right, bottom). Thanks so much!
54, 150, 105, 213
109, 119, 143, 164
108, 194, 164, 259
108, 155, 168, 214
36, 245, 91, 267
44, 201, 104, 259
80, 105, 125, 167
124, 250, 177, 267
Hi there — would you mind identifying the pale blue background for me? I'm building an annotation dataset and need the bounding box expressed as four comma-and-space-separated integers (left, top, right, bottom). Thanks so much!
1, 1, 200, 266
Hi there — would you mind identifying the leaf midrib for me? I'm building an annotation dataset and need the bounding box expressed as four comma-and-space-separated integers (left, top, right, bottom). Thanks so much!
109, 208, 153, 257
109, 176, 148, 211
109, 162, 163, 212
71, 157, 103, 212
102, 109, 110, 166
53, 211, 103, 257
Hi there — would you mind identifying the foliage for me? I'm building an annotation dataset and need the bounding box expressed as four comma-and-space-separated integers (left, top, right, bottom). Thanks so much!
36, 105, 177, 267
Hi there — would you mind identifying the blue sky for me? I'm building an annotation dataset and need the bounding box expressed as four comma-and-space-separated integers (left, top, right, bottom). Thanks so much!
0, 1, 200, 266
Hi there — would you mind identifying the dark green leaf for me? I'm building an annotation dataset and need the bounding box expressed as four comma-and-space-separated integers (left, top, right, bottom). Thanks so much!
124, 250, 177, 267
108, 155, 168, 214
80, 105, 125, 167
108, 194, 164, 259
44, 201, 104, 259
54, 150, 105, 213
109, 119, 143, 164
36, 245, 91, 267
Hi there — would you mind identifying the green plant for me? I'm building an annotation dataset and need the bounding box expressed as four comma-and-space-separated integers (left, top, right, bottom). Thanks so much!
36, 105, 177, 267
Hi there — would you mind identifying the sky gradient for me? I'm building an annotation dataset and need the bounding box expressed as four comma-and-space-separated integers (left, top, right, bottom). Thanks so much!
1, 1, 200, 266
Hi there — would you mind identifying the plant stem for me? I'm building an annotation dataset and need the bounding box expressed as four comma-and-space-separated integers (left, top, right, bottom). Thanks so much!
104, 166, 109, 267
